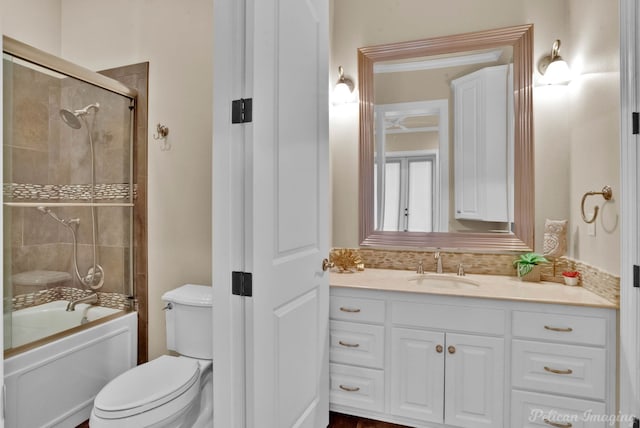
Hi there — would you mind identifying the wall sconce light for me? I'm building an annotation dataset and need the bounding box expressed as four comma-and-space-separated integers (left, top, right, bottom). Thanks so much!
332, 66, 355, 105
538, 40, 572, 85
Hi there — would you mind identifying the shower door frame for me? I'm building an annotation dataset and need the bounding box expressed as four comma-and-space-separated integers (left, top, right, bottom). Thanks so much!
2, 35, 140, 348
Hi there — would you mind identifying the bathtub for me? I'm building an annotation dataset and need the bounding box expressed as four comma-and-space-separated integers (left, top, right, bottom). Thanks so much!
4, 302, 137, 428
9, 300, 123, 348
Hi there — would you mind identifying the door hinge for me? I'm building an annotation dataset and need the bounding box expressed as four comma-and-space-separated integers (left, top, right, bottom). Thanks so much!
633, 112, 639, 135
232, 271, 253, 297
633, 417, 639, 428
634, 265, 640, 288
232, 98, 253, 124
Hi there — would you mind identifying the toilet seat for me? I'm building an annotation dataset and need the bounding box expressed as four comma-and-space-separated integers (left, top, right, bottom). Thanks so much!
93, 355, 200, 419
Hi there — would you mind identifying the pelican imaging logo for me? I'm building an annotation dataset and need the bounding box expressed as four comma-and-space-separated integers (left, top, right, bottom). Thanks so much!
529, 409, 636, 426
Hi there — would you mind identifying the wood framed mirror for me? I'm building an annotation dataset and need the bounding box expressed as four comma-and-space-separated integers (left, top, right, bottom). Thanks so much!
359, 24, 534, 251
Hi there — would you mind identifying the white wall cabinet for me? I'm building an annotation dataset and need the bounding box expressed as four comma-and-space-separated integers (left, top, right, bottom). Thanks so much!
329, 286, 617, 428
451, 64, 513, 223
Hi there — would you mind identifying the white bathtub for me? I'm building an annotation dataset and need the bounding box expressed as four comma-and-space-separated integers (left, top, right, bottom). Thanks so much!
9, 300, 122, 348
4, 302, 137, 428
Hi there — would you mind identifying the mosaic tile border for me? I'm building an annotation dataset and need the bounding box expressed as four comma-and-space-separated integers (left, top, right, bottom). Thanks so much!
332, 248, 620, 306
4, 182, 134, 201
11, 287, 131, 311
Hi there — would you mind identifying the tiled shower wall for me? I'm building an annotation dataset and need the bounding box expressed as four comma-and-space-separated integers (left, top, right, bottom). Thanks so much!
4, 60, 132, 299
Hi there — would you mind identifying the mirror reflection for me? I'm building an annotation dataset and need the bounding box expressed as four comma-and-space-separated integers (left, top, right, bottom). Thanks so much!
373, 47, 514, 234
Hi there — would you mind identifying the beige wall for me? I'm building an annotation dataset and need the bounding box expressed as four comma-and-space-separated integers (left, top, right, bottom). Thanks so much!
331, 0, 620, 275
4, 0, 214, 358
3, 0, 62, 56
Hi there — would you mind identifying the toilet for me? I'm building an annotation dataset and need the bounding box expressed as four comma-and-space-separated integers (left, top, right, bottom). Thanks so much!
90, 284, 213, 428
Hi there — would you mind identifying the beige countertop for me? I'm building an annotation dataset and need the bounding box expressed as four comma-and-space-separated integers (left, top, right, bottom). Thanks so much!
330, 268, 618, 309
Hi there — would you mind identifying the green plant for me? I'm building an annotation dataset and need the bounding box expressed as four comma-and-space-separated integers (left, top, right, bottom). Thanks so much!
513, 252, 549, 277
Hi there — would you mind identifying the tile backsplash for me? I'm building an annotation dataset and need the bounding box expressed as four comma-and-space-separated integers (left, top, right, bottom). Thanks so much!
331, 248, 620, 306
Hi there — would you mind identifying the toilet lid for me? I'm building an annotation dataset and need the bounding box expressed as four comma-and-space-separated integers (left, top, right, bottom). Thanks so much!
93, 355, 200, 418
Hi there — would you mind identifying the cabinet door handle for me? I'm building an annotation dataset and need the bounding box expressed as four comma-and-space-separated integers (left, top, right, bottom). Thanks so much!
338, 340, 360, 348
544, 325, 573, 332
544, 418, 572, 428
339, 307, 361, 313
436, 344, 443, 353
448, 345, 456, 354
339, 385, 360, 392
544, 366, 573, 375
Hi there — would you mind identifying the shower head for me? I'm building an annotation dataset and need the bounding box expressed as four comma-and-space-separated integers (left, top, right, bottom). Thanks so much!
59, 102, 100, 129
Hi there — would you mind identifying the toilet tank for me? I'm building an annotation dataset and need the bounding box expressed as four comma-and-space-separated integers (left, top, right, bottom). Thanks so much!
162, 284, 213, 359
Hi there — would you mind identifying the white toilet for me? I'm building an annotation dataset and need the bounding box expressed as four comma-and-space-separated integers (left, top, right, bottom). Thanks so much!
90, 284, 213, 428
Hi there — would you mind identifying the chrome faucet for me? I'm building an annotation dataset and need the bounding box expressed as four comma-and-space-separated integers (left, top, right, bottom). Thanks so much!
434, 251, 443, 274
66, 293, 98, 312
417, 260, 424, 274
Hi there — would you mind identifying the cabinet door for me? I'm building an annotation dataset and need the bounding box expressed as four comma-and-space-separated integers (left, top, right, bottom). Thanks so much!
444, 333, 504, 428
390, 328, 445, 423
453, 76, 484, 221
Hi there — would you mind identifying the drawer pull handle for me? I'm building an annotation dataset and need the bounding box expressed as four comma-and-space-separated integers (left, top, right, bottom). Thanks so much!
436, 344, 443, 353
339, 385, 360, 392
338, 340, 360, 348
544, 418, 572, 428
339, 307, 361, 313
544, 366, 573, 375
544, 325, 573, 332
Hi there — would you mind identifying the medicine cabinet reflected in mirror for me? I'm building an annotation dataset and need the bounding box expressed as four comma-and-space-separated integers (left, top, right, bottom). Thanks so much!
359, 24, 534, 251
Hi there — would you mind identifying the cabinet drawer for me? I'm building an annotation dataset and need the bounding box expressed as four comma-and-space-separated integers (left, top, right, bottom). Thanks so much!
512, 340, 606, 400
330, 295, 385, 324
330, 363, 384, 412
330, 320, 384, 369
512, 311, 607, 346
511, 390, 606, 428
392, 301, 505, 335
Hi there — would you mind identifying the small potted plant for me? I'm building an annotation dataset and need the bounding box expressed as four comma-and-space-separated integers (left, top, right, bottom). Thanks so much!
562, 271, 580, 286
513, 252, 549, 282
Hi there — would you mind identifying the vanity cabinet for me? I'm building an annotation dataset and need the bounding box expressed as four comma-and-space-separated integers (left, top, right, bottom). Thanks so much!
329, 285, 617, 428
329, 295, 386, 412
390, 328, 504, 427
451, 64, 513, 223
509, 310, 613, 428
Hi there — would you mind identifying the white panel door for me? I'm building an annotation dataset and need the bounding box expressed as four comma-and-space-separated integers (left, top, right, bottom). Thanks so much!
444, 333, 504, 428
390, 328, 445, 423
247, 0, 329, 427
212, 0, 329, 427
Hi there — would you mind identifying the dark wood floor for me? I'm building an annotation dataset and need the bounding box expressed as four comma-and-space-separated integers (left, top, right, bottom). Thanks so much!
329, 412, 409, 428
78, 411, 406, 427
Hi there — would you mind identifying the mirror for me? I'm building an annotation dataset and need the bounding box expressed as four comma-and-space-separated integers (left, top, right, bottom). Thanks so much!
359, 24, 534, 251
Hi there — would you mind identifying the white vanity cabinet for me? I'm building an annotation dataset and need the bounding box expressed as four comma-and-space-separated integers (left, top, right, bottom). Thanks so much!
329, 285, 617, 428
451, 64, 513, 223
509, 309, 615, 428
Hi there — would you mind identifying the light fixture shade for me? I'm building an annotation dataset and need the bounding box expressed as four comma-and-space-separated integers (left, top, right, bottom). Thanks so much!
333, 82, 354, 105
540, 58, 571, 85
538, 39, 572, 85
332, 65, 355, 105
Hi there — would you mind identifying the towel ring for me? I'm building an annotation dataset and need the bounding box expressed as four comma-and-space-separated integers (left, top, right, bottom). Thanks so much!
581, 185, 612, 224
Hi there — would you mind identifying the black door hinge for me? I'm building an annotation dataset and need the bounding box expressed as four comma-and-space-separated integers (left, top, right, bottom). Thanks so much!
633, 112, 639, 135
232, 271, 253, 297
232, 98, 253, 124
634, 265, 640, 288
633, 417, 639, 428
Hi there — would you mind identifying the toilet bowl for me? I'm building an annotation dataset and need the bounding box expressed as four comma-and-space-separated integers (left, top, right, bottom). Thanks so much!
90, 284, 213, 428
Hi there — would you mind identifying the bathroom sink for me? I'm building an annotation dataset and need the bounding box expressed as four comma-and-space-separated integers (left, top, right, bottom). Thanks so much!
407, 274, 480, 289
